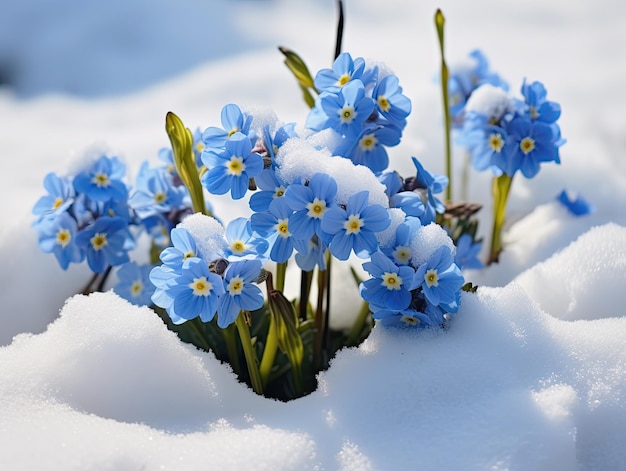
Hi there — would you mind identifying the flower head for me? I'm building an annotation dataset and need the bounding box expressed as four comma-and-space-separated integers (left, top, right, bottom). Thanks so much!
114, 262, 155, 306
75, 216, 134, 273
201, 134, 264, 200
216, 260, 264, 328
73, 155, 128, 203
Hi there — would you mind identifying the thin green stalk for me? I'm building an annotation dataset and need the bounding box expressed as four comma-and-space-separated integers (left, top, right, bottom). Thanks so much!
346, 300, 371, 347
221, 324, 241, 376
235, 313, 263, 395
188, 317, 213, 353
488, 173, 513, 264
334, 0, 345, 60
276, 261, 288, 293
435, 9, 453, 202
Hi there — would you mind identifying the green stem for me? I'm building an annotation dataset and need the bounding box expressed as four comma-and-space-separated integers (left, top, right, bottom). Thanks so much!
488, 173, 513, 264
346, 300, 371, 347
221, 324, 240, 376
188, 317, 213, 353
259, 274, 279, 389
313, 265, 327, 370
276, 261, 287, 293
235, 313, 263, 395
299, 269, 313, 321
435, 9, 452, 202
259, 314, 278, 389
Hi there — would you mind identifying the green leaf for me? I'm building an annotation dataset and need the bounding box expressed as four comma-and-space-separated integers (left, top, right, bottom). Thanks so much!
279, 46, 318, 109
165, 112, 207, 215
461, 282, 479, 293
268, 288, 304, 394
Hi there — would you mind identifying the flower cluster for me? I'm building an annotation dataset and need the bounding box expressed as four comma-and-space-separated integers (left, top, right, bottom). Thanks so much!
33, 156, 135, 273
458, 79, 564, 179
150, 217, 265, 328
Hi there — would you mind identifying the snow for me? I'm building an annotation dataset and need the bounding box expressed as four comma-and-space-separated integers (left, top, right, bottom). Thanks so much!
1, 0, 626, 469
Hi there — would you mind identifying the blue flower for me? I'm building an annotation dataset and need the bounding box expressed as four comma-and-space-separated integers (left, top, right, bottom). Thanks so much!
75, 216, 134, 273
224, 217, 269, 261
163, 258, 225, 324
459, 114, 508, 172
360, 251, 416, 311
250, 198, 299, 263
406, 157, 448, 224
340, 124, 402, 175
249, 168, 288, 212
320, 190, 390, 260
216, 260, 264, 328
318, 80, 376, 139
159, 227, 198, 270
454, 234, 484, 270
32, 172, 74, 219
114, 262, 155, 306
149, 264, 177, 311
380, 216, 421, 266
557, 189, 595, 216
129, 163, 186, 219
521, 80, 561, 124
413, 246, 464, 310
371, 301, 446, 328
73, 155, 128, 203
35, 212, 84, 270
294, 234, 328, 271
201, 104, 253, 152
283, 173, 338, 240
497, 116, 560, 178
201, 134, 264, 200
372, 75, 411, 127
314, 52, 366, 93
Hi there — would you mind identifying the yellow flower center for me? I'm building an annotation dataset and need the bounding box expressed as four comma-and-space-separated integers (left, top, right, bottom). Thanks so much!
337, 74, 351, 86
231, 240, 246, 254
424, 269, 439, 288
529, 106, 539, 120
306, 198, 327, 219
154, 192, 166, 204
190, 277, 212, 296
401, 315, 420, 326
276, 219, 290, 238
131, 281, 143, 297
344, 214, 364, 235
359, 133, 378, 152
227, 156, 246, 177
92, 173, 110, 188
195, 141, 205, 153
56, 228, 71, 248
274, 186, 286, 198
377, 96, 390, 112
227, 276, 244, 296
227, 127, 240, 138
520, 137, 536, 155
52, 197, 64, 210
183, 250, 195, 260
488, 133, 504, 153
381, 272, 403, 291
90, 233, 107, 251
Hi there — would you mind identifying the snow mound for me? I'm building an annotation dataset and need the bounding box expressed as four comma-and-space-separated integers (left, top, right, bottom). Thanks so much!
515, 223, 626, 321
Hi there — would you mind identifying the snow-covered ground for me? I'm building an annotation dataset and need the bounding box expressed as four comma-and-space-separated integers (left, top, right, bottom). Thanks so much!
1, 0, 626, 469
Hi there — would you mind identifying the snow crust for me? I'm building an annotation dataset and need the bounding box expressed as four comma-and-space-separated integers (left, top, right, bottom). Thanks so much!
1, 0, 626, 469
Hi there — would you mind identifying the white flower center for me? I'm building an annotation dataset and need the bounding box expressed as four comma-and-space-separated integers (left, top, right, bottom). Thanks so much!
227, 156, 246, 176
424, 269, 439, 288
